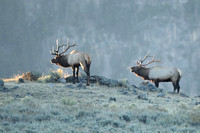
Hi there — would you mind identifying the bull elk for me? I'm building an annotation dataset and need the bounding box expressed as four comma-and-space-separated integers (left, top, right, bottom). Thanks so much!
50, 39, 91, 85
130, 51, 183, 93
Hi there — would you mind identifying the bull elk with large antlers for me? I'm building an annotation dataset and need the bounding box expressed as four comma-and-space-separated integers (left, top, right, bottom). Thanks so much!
50, 39, 91, 85
130, 51, 183, 93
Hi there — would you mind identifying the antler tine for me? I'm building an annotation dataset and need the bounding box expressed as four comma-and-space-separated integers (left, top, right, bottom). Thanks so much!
136, 60, 140, 65
140, 50, 150, 63
136, 51, 150, 66
57, 40, 69, 53
56, 39, 59, 51
73, 40, 76, 45
52, 45, 54, 52
50, 43, 57, 55
67, 38, 69, 47
141, 55, 160, 67
50, 39, 66, 55
63, 42, 65, 52
50, 51, 58, 55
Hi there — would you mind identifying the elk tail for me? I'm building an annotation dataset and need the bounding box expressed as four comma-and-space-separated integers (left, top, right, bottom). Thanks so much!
85, 59, 91, 69
177, 68, 183, 79
84, 54, 91, 73
84, 54, 91, 65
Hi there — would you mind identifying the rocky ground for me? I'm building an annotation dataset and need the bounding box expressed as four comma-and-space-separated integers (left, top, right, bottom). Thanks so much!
0, 76, 200, 133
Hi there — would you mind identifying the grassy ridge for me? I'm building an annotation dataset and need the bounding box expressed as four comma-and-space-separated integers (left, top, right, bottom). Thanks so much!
0, 81, 199, 133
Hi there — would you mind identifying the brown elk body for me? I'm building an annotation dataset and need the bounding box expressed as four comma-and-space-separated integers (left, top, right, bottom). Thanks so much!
131, 52, 182, 93
50, 39, 91, 85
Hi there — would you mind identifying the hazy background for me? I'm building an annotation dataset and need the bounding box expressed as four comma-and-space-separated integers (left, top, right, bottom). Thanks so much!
0, 0, 200, 96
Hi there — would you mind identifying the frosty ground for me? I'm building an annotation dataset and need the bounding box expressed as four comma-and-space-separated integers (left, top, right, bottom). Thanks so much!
0, 79, 199, 133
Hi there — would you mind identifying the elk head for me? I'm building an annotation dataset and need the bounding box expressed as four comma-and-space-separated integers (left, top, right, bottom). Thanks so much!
131, 51, 160, 73
50, 39, 76, 64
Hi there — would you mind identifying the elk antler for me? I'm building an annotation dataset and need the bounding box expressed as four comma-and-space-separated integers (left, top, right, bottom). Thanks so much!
50, 39, 77, 55
136, 51, 150, 66
141, 56, 160, 67
136, 51, 160, 67
50, 39, 64, 55
59, 39, 77, 55
136, 50, 150, 65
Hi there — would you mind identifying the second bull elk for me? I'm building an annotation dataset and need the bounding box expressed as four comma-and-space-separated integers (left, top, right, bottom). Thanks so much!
131, 51, 183, 93
50, 39, 91, 85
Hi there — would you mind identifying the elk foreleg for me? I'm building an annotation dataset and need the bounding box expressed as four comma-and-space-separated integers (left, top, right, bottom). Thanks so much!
155, 81, 159, 88
76, 66, 79, 83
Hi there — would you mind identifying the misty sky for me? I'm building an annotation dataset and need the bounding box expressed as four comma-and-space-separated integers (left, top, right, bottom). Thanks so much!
0, 0, 200, 96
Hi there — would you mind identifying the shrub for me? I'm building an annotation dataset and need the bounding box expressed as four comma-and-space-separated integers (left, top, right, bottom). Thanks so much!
18, 78, 24, 83
61, 98, 77, 106
21, 96, 37, 107
22, 71, 42, 81
127, 103, 137, 109
38, 70, 62, 83
1, 97, 14, 105
188, 109, 200, 126
109, 103, 118, 110
49, 70, 61, 82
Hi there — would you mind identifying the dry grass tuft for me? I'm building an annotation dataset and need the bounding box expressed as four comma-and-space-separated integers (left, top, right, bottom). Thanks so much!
60, 97, 77, 106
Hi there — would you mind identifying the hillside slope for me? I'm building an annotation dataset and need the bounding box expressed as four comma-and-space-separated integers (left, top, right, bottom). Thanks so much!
0, 81, 199, 133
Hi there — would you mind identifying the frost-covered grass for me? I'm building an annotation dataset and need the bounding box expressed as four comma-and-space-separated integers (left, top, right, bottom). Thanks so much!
0, 82, 199, 133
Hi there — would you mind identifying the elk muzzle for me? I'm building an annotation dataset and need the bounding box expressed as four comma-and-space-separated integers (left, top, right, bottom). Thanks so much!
51, 58, 58, 64
131, 66, 139, 72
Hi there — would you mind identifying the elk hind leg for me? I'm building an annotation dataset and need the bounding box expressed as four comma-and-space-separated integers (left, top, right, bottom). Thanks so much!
86, 63, 91, 86
172, 81, 179, 93
80, 61, 90, 86
177, 81, 180, 93
76, 66, 79, 83
72, 66, 76, 84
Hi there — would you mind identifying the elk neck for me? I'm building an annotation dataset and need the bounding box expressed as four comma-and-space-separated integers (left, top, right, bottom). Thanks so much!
135, 67, 150, 80
57, 55, 70, 68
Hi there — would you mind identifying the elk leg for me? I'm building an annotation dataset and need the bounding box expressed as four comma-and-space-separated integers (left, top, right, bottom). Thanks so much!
80, 61, 90, 86
86, 68, 90, 86
76, 66, 79, 83
86, 62, 91, 86
177, 82, 180, 93
155, 81, 159, 88
84, 67, 90, 86
172, 82, 177, 93
72, 66, 75, 84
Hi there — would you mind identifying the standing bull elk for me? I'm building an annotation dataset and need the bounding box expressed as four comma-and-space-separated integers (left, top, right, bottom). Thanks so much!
131, 51, 183, 93
50, 39, 91, 85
